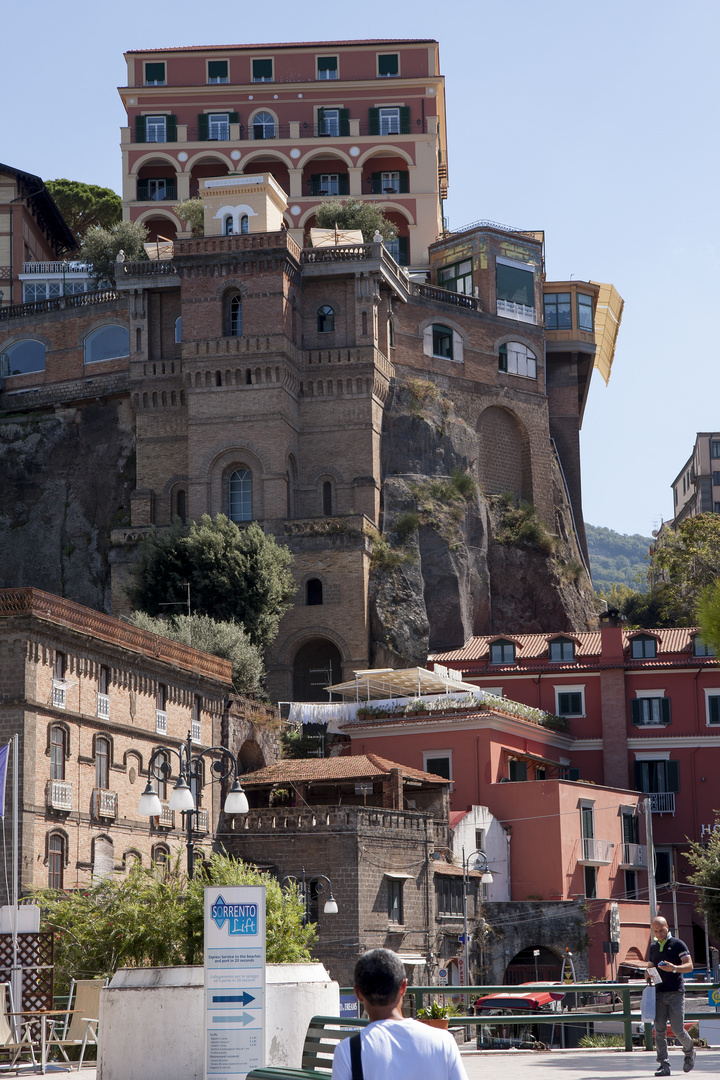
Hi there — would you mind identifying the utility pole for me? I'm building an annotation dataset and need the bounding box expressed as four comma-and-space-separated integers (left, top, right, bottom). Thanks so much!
645, 798, 657, 917
670, 865, 679, 938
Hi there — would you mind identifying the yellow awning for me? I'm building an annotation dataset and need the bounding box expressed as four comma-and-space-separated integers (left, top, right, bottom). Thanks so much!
591, 282, 624, 385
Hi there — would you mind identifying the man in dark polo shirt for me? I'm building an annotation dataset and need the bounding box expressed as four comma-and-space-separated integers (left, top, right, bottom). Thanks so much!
647, 915, 695, 1075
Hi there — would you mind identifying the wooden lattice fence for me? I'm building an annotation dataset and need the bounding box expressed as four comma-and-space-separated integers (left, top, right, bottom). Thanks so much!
0, 932, 54, 1013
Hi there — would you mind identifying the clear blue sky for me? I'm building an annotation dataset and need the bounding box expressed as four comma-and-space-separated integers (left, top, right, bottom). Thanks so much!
3, 0, 718, 538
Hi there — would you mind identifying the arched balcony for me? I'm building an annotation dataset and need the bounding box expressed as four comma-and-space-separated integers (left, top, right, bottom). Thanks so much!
189, 157, 231, 198
136, 160, 178, 204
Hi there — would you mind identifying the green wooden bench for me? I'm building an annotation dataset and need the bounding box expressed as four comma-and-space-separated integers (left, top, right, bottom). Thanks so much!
247, 1015, 369, 1079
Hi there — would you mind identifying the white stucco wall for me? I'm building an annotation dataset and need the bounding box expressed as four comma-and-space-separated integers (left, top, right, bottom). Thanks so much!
98, 964, 339, 1080
451, 805, 511, 901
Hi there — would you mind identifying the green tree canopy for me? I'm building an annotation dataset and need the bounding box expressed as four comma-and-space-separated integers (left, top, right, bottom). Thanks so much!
176, 197, 205, 236
685, 827, 720, 941
80, 220, 148, 286
127, 515, 296, 649
314, 197, 396, 242
32, 852, 314, 992
130, 611, 265, 697
697, 578, 720, 652
46, 179, 122, 241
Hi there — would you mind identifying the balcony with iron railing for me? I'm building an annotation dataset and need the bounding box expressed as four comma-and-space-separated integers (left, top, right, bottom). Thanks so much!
648, 792, 675, 814
412, 282, 481, 311
47, 780, 72, 812
578, 838, 614, 866
619, 843, 648, 868
128, 117, 434, 147
22, 262, 91, 275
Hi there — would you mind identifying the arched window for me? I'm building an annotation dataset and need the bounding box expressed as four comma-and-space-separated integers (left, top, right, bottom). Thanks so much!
317, 305, 334, 333
84, 325, 130, 364
322, 481, 333, 515
229, 469, 252, 522
48, 833, 65, 889
306, 578, 323, 606
252, 112, 275, 139
174, 317, 182, 343
240, 214, 249, 234
154, 750, 170, 802
388, 319, 395, 347
499, 341, 537, 379
152, 845, 170, 874
2, 339, 46, 376
50, 726, 66, 781
176, 489, 187, 523
95, 736, 109, 790
224, 215, 234, 235
230, 295, 243, 336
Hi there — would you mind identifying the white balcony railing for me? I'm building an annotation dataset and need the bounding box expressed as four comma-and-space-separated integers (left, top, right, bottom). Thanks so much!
22, 261, 91, 275
94, 788, 118, 818
648, 792, 675, 814
156, 709, 167, 734
191, 720, 202, 744
497, 299, 536, 323
620, 842, 648, 868
157, 803, 174, 828
97, 693, 110, 719
195, 809, 209, 833
47, 780, 72, 811
578, 838, 614, 865
52, 683, 66, 708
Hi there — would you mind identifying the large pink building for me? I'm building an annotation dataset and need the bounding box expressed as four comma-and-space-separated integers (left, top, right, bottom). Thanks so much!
119, 39, 447, 265
429, 617, 720, 958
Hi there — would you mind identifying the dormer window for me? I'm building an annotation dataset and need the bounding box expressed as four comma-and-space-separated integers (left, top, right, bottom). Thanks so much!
549, 638, 575, 662
490, 640, 516, 664
693, 635, 716, 657
631, 635, 657, 659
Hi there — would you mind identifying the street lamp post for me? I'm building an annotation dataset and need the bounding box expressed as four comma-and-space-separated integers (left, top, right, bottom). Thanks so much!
280, 869, 339, 923
462, 848, 494, 994
138, 729, 249, 878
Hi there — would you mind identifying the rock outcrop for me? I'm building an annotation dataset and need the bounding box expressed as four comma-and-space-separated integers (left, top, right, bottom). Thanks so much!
368, 381, 597, 666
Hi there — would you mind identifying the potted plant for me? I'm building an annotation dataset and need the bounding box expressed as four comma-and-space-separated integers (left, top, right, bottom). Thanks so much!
416, 999, 450, 1029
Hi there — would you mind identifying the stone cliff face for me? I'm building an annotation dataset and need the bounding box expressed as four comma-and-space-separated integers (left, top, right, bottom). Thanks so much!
369, 381, 597, 667
0, 401, 135, 611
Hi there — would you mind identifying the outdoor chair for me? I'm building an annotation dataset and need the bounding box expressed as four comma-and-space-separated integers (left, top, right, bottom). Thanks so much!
0, 983, 37, 1070
45, 978, 104, 1069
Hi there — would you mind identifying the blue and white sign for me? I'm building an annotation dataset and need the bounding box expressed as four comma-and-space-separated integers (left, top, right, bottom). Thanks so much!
205, 886, 266, 1080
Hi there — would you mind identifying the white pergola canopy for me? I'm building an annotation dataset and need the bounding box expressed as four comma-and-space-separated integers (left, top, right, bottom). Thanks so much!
325, 666, 477, 702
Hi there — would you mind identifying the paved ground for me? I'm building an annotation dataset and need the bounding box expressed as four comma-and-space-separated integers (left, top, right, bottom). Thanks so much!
6, 1047, 720, 1079
459, 1047, 720, 1080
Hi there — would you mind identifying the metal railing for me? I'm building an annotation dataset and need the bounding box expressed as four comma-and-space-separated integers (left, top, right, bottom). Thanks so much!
120, 261, 177, 276
340, 981, 717, 1052
620, 842, 648, 867
579, 837, 614, 864
46, 780, 72, 812
648, 792, 675, 814
412, 283, 481, 311
22, 262, 91, 274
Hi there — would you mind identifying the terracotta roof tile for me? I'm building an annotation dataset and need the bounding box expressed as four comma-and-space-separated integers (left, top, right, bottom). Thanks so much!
126, 39, 436, 56
240, 754, 448, 786
431, 627, 706, 666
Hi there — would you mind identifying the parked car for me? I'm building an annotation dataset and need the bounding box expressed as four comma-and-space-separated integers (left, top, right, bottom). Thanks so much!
474, 988, 562, 1050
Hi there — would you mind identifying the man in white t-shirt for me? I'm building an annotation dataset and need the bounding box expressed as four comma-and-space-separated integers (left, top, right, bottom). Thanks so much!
332, 949, 468, 1080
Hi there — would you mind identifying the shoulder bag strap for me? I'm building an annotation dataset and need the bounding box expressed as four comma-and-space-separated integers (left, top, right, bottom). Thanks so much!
349, 1031, 364, 1080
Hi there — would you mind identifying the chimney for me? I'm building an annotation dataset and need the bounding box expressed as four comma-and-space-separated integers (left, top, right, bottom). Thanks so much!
599, 608, 625, 661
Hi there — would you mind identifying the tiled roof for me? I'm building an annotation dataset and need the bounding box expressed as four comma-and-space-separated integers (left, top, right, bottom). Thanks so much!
240, 753, 449, 786
431, 627, 706, 666
126, 39, 436, 55
449, 811, 468, 829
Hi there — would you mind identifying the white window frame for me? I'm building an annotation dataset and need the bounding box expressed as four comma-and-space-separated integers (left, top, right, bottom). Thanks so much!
500, 341, 537, 379
633, 691, 668, 726
208, 113, 230, 140
145, 115, 167, 143
144, 62, 166, 86
704, 688, 720, 726
381, 170, 400, 193
207, 59, 229, 84
422, 749, 453, 786
252, 57, 274, 83
422, 324, 464, 364
320, 108, 340, 136
319, 173, 340, 195
554, 684, 585, 717
251, 111, 276, 139
317, 55, 338, 80
378, 107, 401, 135
148, 178, 168, 201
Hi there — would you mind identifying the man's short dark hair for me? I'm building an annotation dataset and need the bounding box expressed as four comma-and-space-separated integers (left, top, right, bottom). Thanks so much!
354, 949, 407, 1005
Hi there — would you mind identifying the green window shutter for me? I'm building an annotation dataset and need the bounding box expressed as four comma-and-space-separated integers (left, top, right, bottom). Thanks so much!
666, 760, 680, 792
198, 114, 209, 141
498, 343, 508, 371
310, 174, 320, 196
661, 698, 671, 725
399, 107, 411, 134
166, 115, 177, 142
229, 112, 239, 125
338, 175, 349, 196
137, 179, 149, 200
398, 236, 409, 265
371, 172, 382, 194
208, 60, 227, 81
369, 108, 379, 136
710, 696, 720, 724
135, 116, 147, 143
317, 107, 325, 134
633, 761, 644, 791
339, 108, 350, 136
399, 170, 409, 193
631, 700, 641, 725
